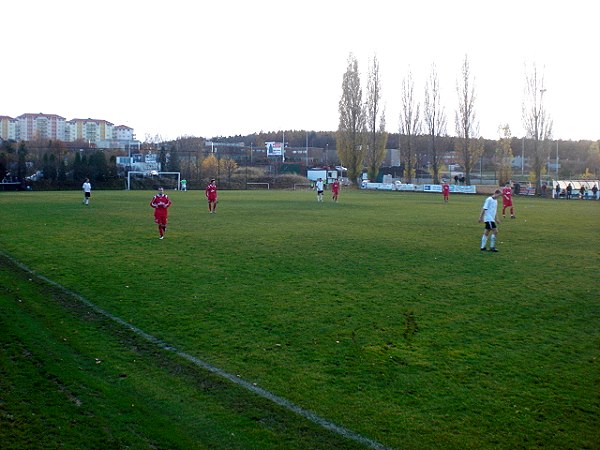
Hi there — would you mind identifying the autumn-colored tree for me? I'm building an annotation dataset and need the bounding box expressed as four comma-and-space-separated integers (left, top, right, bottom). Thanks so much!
201, 154, 219, 180
496, 124, 513, 186
221, 157, 238, 181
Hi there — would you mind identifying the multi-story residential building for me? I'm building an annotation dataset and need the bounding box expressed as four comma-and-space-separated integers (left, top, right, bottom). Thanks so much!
66, 118, 114, 143
16, 113, 67, 141
0, 116, 18, 141
0, 112, 139, 149
113, 125, 134, 141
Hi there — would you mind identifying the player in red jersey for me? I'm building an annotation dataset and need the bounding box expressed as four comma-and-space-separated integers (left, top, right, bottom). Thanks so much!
205, 178, 218, 213
150, 187, 172, 239
501, 182, 515, 218
442, 181, 450, 203
331, 178, 340, 202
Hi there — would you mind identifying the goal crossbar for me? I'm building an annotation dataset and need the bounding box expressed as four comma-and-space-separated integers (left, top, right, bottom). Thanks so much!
127, 171, 181, 190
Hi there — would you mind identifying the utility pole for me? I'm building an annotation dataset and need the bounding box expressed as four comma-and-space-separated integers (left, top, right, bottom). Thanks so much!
306, 130, 309, 166
521, 137, 524, 176
555, 140, 559, 180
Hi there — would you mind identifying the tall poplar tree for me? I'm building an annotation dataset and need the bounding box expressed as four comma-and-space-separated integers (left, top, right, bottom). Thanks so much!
423, 64, 446, 184
364, 55, 388, 181
522, 63, 552, 194
337, 53, 366, 184
455, 55, 481, 185
399, 69, 421, 183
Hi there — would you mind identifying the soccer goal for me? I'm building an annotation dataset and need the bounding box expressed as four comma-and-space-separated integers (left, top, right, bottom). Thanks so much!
246, 182, 270, 190
293, 183, 312, 190
127, 171, 181, 190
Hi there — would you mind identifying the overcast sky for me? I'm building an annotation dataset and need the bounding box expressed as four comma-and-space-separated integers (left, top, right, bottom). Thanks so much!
3, 0, 597, 142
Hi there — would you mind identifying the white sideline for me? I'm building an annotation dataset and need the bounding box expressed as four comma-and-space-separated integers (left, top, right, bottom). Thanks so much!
2, 251, 390, 450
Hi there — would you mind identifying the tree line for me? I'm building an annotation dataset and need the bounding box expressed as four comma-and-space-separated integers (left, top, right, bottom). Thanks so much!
335, 53, 600, 193
2, 58, 599, 192
2, 132, 597, 190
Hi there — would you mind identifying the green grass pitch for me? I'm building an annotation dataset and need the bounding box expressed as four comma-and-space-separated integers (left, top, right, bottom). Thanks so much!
1, 189, 598, 449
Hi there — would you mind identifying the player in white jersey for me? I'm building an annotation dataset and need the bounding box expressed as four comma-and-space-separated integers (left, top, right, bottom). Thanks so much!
82, 178, 92, 205
314, 178, 324, 202
478, 189, 502, 252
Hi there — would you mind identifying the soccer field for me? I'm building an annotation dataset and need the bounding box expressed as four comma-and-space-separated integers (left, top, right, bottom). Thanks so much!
1, 189, 598, 449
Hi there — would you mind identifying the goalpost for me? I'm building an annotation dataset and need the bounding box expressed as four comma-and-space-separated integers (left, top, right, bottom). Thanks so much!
127, 171, 181, 190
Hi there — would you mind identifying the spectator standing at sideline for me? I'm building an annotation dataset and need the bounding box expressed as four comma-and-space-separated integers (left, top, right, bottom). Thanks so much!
592, 184, 598, 199
150, 187, 172, 239
566, 183, 573, 199
479, 189, 502, 252
555, 183, 561, 199
82, 178, 92, 205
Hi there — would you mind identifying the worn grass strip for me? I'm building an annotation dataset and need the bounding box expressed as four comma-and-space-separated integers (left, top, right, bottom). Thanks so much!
0, 254, 372, 449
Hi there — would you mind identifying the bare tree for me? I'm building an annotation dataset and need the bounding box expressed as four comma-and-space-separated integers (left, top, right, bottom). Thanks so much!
423, 64, 447, 184
455, 55, 481, 185
496, 124, 513, 186
364, 55, 388, 181
522, 64, 552, 194
337, 53, 366, 184
399, 69, 421, 183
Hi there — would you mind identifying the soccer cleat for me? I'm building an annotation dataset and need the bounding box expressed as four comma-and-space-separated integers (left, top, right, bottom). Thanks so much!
511, 215, 516, 219
489, 247, 498, 252
159, 236, 164, 240
480, 247, 487, 251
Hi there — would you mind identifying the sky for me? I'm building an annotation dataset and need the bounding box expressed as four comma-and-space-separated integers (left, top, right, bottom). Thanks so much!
3, 0, 598, 142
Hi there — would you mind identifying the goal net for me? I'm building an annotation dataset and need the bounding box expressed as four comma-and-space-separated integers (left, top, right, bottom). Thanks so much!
127, 171, 181, 190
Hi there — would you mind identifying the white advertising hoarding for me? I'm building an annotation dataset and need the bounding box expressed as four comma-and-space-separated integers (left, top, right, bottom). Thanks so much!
265, 142, 283, 156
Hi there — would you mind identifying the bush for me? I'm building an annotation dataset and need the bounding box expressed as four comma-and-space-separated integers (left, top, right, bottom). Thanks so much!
273, 173, 310, 189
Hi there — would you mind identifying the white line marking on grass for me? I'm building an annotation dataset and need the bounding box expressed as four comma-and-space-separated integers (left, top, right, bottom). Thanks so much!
3, 252, 391, 450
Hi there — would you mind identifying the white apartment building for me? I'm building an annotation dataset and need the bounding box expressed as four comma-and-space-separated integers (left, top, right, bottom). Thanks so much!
16, 113, 67, 141
113, 125, 134, 140
0, 116, 18, 141
66, 118, 114, 143
0, 112, 139, 149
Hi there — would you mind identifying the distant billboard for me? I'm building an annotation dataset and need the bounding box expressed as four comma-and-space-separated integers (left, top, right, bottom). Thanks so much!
265, 142, 283, 156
